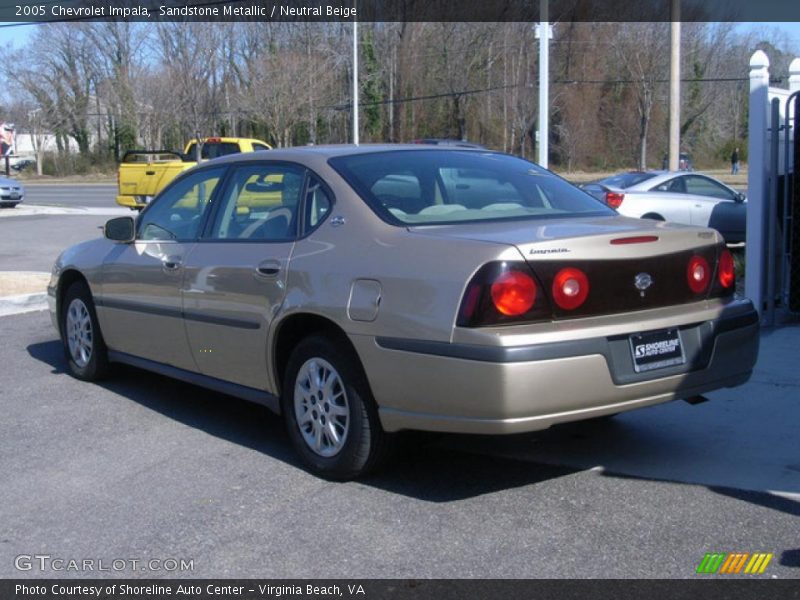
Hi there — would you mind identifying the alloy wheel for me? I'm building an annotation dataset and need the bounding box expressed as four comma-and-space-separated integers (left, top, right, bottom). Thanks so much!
293, 357, 350, 457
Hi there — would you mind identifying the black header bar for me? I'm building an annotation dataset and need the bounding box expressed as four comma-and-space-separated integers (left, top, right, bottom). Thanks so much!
2, 0, 800, 23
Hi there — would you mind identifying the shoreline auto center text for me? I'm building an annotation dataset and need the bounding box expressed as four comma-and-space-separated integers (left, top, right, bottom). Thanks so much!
15, 583, 367, 598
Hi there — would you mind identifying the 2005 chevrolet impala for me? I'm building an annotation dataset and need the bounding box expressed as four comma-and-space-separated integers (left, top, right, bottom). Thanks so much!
49, 146, 759, 479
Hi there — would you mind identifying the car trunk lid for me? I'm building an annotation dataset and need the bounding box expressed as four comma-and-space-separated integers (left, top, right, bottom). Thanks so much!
410, 215, 727, 319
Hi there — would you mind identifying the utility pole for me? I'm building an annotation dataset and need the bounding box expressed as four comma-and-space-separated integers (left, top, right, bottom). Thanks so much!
352, 19, 359, 146
536, 1, 550, 168
668, 0, 681, 171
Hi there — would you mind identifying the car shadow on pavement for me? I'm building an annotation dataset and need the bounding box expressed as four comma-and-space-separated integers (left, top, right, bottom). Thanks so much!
27, 340, 298, 465
366, 443, 580, 501
27, 339, 584, 502
28, 336, 68, 375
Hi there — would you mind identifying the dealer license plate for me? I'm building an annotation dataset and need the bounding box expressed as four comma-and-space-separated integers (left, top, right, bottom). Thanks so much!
629, 328, 685, 373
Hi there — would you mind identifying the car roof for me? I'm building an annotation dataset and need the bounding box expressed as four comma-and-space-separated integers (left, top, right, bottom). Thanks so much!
205, 143, 491, 166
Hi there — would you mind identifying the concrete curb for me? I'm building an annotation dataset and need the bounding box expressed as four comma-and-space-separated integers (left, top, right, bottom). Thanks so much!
0, 292, 48, 317
0, 271, 51, 317
0, 205, 130, 218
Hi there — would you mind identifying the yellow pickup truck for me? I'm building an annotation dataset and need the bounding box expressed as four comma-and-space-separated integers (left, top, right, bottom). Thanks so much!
115, 137, 272, 209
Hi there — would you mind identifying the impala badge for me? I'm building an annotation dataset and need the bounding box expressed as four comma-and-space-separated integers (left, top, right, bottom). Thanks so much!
635, 273, 653, 297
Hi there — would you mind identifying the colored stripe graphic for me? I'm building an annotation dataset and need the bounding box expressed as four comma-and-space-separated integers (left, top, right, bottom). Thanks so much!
697, 553, 727, 574
744, 553, 773, 574
697, 552, 773, 574
719, 553, 749, 574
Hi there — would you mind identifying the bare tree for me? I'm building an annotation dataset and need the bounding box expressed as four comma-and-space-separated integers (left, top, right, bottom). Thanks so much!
611, 22, 669, 170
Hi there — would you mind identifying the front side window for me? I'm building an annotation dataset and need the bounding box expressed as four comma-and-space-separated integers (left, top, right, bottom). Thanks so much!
208, 163, 305, 241
329, 150, 612, 225
684, 176, 736, 200
138, 167, 225, 241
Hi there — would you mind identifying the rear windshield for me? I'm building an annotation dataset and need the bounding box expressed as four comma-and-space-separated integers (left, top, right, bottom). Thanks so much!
596, 172, 658, 189
329, 150, 612, 225
185, 142, 241, 160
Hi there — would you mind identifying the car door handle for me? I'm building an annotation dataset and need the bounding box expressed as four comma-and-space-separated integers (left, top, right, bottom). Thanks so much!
255, 260, 281, 278
146, 170, 156, 176
162, 257, 183, 271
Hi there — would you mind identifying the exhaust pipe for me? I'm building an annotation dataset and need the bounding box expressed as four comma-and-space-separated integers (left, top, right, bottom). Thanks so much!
683, 395, 710, 405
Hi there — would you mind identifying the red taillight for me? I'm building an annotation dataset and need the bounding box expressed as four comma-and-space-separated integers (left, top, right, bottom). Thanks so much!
205, 137, 221, 143
458, 262, 549, 327
718, 249, 735, 289
491, 271, 537, 316
687, 255, 711, 294
605, 192, 624, 209
551, 267, 590, 310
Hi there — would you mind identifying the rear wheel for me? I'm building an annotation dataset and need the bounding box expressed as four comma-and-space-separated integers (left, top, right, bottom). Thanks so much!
281, 335, 392, 480
60, 281, 109, 381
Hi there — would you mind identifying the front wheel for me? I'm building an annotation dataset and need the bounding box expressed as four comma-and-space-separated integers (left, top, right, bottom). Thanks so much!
60, 281, 109, 381
281, 335, 392, 480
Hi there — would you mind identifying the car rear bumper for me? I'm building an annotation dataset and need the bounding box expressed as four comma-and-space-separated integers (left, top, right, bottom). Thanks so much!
115, 194, 146, 209
351, 300, 759, 434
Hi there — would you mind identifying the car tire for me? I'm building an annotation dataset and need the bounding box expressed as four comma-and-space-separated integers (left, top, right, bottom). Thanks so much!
60, 281, 110, 381
281, 334, 393, 480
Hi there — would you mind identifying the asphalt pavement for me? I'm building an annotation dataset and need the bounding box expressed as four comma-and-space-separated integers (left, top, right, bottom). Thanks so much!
0, 310, 798, 578
0, 184, 798, 580
21, 183, 118, 208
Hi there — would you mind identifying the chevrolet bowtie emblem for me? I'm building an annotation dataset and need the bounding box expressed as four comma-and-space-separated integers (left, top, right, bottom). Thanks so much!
635, 273, 653, 296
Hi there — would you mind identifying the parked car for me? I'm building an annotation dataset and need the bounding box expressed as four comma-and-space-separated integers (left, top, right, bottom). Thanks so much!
49, 146, 759, 479
411, 138, 485, 148
9, 156, 36, 172
581, 171, 747, 243
0, 176, 24, 207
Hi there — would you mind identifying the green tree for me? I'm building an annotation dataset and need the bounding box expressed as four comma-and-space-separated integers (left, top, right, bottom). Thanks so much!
361, 31, 383, 138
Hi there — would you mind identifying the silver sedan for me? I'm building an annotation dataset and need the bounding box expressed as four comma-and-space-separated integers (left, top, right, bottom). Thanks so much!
0, 175, 24, 208
581, 171, 746, 243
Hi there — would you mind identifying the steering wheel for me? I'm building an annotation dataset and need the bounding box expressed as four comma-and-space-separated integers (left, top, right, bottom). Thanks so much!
239, 207, 293, 239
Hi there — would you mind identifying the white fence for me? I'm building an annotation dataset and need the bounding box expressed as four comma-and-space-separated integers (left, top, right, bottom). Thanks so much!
746, 51, 800, 324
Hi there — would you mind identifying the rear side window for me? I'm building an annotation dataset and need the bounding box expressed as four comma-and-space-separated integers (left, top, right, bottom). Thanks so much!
185, 142, 241, 160
303, 176, 332, 233
596, 172, 658, 189
329, 150, 611, 225
208, 163, 305, 241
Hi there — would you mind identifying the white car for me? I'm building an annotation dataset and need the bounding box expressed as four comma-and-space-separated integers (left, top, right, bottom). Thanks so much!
581, 171, 746, 243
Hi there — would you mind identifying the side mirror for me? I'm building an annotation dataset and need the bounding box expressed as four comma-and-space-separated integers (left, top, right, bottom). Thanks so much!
735, 192, 746, 203
104, 216, 135, 242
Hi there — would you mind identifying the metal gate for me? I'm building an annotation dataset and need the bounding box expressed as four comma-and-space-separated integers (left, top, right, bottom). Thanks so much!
781, 92, 799, 313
